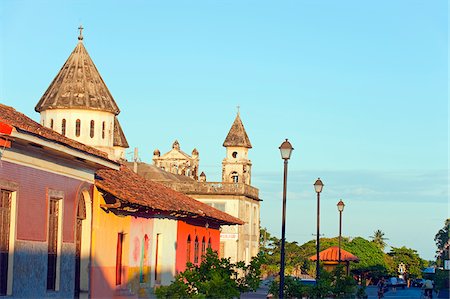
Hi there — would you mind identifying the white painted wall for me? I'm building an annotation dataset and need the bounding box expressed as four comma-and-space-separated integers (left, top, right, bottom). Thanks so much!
151, 218, 178, 286
40, 109, 115, 149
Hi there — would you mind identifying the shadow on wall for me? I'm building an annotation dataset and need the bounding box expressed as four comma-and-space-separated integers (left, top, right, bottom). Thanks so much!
6, 248, 173, 299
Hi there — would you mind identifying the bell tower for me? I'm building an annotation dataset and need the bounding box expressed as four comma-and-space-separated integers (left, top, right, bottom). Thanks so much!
222, 111, 252, 185
34, 26, 129, 161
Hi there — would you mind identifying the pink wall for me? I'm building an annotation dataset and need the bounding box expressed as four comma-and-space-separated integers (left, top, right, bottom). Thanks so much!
176, 221, 220, 273
0, 160, 91, 243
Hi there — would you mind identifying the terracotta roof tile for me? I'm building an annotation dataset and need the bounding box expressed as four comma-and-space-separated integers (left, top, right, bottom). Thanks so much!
0, 103, 111, 160
309, 246, 359, 262
95, 165, 244, 225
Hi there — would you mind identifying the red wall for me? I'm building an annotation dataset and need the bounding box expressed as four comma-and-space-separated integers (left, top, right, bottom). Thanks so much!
0, 160, 91, 243
176, 221, 220, 273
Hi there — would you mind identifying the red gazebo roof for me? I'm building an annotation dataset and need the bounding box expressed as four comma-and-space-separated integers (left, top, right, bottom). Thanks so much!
309, 246, 359, 262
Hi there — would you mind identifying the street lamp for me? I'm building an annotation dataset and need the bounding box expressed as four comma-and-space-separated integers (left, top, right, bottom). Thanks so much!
314, 178, 324, 281
337, 200, 345, 264
279, 139, 293, 299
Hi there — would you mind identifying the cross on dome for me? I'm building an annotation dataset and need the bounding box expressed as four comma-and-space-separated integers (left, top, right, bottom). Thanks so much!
78, 25, 84, 41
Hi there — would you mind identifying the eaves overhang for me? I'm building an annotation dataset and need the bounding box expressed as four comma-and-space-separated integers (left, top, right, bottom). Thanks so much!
9, 127, 120, 170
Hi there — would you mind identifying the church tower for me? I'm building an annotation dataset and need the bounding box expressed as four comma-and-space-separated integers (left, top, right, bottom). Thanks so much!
222, 111, 252, 185
35, 26, 128, 160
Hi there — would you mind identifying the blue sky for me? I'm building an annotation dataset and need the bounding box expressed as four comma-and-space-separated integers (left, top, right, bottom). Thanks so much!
1, 0, 448, 260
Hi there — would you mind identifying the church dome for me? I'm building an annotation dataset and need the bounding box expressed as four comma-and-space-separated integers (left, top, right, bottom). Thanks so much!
35, 27, 120, 115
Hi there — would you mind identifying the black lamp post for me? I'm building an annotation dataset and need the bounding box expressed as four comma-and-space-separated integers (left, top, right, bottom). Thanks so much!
278, 139, 293, 299
314, 178, 324, 281
337, 200, 345, 263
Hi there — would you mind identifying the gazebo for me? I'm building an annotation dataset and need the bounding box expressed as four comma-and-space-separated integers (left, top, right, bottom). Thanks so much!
309, 246, 359, 275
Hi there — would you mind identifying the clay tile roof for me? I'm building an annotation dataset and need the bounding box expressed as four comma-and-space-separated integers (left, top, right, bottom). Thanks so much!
123, 162, 194, 183
35, 40, 120, 115
309, 246, 359, 262
95, 165, 244, 226
0, 103, 111, 160
113, 117, 129, 148
223, 113, 252, 148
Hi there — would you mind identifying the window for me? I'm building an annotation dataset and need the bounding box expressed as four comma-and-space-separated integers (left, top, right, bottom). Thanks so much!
74, 196, 86, 297
194, 237, 199, 264
186, 235, 191, 263
205, 202, 226, 212
231, 172, 239, 183
201, 237, 206, 259
253, 206, 258, 235
75, 119, 81, 137
140, 234, 150, 283
208, 238, 211, 249
61, 119, 66, 136
90, 120, 95, 138
0, 190, 11, 295
102, 121, 105, 139
232, 151, 238, 158
116, 233, 124, 285
154, 234, 160, 283
47, 197, 60, 290
244, 204, 250, 234
50, 119, 54, 129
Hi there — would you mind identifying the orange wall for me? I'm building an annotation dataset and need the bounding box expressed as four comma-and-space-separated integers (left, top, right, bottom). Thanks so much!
176, 221, 220, 273
90, 187, 131, 298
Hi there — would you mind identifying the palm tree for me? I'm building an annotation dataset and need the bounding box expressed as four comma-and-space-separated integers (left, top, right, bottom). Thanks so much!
370, 230, 388, 250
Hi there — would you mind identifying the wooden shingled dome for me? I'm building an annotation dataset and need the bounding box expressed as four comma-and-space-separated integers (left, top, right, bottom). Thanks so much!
35, 38, 120, 115
222, 113, 252, 148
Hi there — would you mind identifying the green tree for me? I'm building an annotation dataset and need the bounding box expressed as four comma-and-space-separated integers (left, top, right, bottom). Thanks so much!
387, 246, 426, 277
259, 227, 313, 278
345, 237, 390, 281
155, 248, 263, 299
370, 230, 388, 251
434, 219, 450, 267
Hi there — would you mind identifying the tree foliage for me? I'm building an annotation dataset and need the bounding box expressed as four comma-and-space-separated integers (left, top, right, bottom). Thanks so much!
387, 246, 426, 277
268, 265, 357, 298
370, 230, 388, 251
434, 219, 450, 265
155, 248, 263, 299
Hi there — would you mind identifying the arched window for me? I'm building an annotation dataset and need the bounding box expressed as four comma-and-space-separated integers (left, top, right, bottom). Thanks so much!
231, 172, 239, 183
194, 237, 199, 263
201, 237, 206, 258
186, 235, 191, 263
50, 119, 54, 129
90, 120, 95, 138
61, 119, 66, 136
232, 151, 238, 158
102, 121, 105, 139
75, 119, 81, 137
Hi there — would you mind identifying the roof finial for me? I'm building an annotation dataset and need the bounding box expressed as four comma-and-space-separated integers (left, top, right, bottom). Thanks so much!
237, 105, 240, 115
78, 25, 84, 41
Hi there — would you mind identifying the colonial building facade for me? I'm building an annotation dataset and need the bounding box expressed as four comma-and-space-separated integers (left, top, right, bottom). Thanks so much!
35, 27, 129, 161
0, 104, 119, 298
0, 28, 245, 298
145, 113, 261, 265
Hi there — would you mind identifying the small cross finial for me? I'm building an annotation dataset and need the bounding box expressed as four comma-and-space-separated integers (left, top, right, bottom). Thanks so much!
78, 25, 84, 41
237, 105, 240, 115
